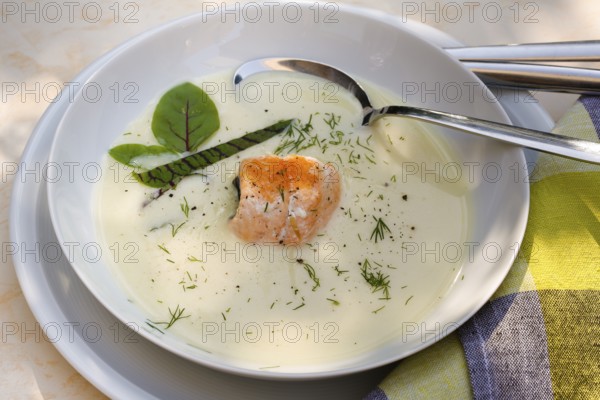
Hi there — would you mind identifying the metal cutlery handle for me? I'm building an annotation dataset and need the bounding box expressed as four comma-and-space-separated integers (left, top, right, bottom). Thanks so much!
464, 62, 600, 94
367, 106, 600, 164
446, 40, 600, 62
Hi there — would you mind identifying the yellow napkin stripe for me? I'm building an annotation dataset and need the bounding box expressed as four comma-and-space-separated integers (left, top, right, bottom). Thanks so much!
490, 257, 537, 300
526, 171, 600, 291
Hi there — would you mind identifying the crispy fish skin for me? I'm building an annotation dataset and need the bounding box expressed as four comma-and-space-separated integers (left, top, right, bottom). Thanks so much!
230, 155, 341, 244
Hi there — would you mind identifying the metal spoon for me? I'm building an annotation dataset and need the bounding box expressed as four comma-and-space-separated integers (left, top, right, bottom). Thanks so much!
234, 58, 600, 164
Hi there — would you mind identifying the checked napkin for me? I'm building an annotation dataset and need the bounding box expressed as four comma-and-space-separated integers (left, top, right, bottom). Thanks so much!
365, 97, 600, 400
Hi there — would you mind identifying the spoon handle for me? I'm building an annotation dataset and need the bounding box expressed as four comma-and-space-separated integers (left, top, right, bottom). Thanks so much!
367, 106, 600, 164
447, 40, 600, 93
464, 62, 600, 94
446, 40, 600, 62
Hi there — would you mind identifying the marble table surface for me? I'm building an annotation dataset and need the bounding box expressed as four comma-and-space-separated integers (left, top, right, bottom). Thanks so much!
1, 1, 599, 398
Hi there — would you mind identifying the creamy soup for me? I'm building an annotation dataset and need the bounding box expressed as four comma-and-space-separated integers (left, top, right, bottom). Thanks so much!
96, 70, 468, 370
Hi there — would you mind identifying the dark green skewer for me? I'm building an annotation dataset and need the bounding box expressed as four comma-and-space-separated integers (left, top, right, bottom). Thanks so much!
134, 119, 295, 201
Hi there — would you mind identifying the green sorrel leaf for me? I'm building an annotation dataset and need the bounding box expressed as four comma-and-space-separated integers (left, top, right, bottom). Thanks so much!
108, 143, 173, 168
151, 82, 220, 153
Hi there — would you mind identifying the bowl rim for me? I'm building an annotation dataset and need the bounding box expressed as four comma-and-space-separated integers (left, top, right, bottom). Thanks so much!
46, 1, 528, 379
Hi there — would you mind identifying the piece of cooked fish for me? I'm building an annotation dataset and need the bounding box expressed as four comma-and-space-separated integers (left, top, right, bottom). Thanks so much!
230, 155, 341, 244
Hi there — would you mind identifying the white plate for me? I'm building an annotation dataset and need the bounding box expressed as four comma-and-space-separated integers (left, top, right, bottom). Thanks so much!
11, 8, 553, 399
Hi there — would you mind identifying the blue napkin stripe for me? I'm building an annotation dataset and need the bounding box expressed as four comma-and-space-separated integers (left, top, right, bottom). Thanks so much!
579, 96, 600, 139
458, 291, 553, 400
363, 386, 388, 400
